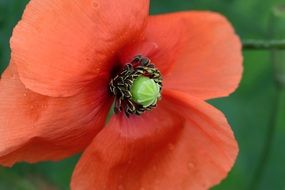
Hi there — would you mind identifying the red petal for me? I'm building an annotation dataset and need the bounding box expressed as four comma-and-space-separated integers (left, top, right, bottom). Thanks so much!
0, 64, 112, 166
121, 11, 242, 99
11, 0, 149, 97
163, 12, 243, 99
71, 90, 238, 190
119, 14, 182, 75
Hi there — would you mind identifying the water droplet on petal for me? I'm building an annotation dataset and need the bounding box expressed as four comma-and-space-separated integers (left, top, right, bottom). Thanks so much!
168, 143, 175, 151
10, 74, 16, 79
127, 160, 132, 165
152, 165, 158, 171
92, 0, 99, 8
187, 162, 195, 169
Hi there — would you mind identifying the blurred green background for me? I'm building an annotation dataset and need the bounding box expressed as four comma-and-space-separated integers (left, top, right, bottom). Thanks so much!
0, 0, 285, 189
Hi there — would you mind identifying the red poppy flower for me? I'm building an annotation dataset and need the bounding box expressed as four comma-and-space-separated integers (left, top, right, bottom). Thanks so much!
0, 0, 243, 189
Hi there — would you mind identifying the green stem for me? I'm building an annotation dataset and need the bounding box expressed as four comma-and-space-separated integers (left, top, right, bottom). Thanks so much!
248, 84, 282, 190
243, 39, 285, 50
248, 5, 285, 188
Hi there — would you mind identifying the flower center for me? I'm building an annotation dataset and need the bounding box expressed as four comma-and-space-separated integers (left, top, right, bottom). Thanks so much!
130, 76, 161, 107
109, 55, 163, 117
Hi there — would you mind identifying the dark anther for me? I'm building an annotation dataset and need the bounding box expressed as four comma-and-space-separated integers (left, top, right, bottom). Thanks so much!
109, 55, 163, 117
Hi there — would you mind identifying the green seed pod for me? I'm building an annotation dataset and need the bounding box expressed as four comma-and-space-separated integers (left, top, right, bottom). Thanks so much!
130, 76, 161, 108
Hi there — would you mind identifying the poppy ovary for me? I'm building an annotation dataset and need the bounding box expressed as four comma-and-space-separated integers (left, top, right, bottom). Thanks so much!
109, 55, 162, 117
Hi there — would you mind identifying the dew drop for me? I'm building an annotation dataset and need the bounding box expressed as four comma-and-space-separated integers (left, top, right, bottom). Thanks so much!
127, 160, 132, 165
152, 165, 158, 171
10, 74, 16, 79
118, 185, 124, 190
92, 0, 99, 8
168, 143, 175, 151
187, 162, 195, 169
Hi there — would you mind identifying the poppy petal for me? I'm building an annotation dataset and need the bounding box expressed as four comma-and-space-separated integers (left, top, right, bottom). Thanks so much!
118, 14, 182, 75
70, 90, 238, 190
11, 0, 149, 97
125, 12, 242, 100
0, 64, 112, 166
